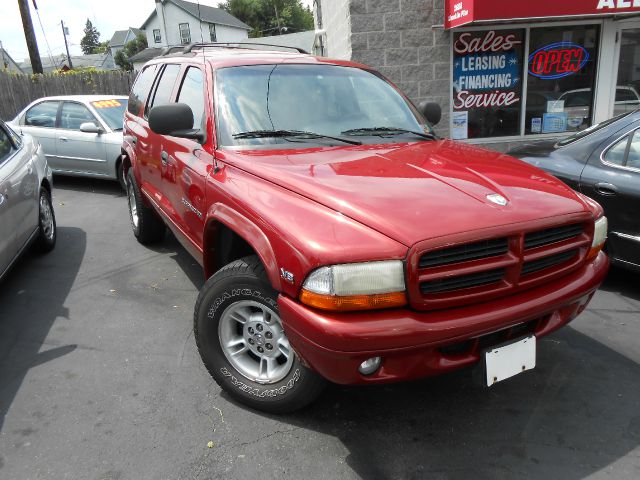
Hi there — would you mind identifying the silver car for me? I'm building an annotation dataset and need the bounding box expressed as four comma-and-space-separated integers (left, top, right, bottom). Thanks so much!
9, 95, 128, 189
0, 120, 56, 281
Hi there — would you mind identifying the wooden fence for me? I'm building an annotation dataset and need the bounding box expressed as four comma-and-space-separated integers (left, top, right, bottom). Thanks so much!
0, 70, 137, 121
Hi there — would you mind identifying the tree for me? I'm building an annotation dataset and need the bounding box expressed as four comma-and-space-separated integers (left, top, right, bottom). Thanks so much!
94, 40, 110, 54
220, 0, 314, 38
80, 19, 100, 55
115, 34, 148, 71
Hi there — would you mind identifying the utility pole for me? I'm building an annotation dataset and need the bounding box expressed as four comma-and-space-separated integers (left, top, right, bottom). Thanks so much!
61, 20, 72, 69
17, 0, 43, 74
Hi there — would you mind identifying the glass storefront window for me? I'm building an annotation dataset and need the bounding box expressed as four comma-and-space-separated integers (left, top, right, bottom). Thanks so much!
525, 25, 600, 135
452, 29, 525, 140
614, 29, 640, 116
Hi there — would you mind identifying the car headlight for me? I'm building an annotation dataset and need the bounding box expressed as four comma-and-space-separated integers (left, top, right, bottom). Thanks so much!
299, 260, 407, 311
587, 216, 607, 261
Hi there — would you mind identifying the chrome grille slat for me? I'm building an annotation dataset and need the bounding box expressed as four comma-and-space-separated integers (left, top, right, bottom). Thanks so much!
524, 224, 584, 250
419, 238, 508, 268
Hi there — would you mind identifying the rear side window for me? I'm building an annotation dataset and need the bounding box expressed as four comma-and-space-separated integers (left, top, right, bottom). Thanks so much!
148, 64, 181, 113
177, 67, 205, 129
0, 127, 14, 164
128, 65, 158, 116
603, 135, 628, 166
24, 101, 59, 128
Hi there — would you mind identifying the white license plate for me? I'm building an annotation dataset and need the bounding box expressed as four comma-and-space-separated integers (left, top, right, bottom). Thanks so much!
485, 335, 536, 386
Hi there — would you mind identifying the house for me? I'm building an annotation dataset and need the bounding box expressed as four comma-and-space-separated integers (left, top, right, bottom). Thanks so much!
0, 48, 24, 74
19, 52, 116, 74
108, 27, 144, 57
141, 0, 250, 48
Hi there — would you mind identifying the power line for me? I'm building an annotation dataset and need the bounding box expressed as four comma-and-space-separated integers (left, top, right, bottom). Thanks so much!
33, 1, 55, 67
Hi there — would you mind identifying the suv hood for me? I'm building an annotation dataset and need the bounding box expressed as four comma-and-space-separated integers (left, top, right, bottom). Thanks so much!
223, 140, 591, 247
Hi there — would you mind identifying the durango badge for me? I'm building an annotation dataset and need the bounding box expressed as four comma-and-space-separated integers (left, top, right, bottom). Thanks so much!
486, 193, 508, 206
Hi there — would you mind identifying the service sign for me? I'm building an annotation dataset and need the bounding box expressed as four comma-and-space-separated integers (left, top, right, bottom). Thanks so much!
528, 42, 589, 80
452, 29, 525, 139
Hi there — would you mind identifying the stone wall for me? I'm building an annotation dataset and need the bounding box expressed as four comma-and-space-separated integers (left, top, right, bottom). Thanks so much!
347, 0, 451, 136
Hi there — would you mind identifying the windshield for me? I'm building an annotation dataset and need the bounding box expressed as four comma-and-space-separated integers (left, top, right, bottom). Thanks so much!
555, 111, 635, 147
91, 99, 128, 131
216, 64, 430, 147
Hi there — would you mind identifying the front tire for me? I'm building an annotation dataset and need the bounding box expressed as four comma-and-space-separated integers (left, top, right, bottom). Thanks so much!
127, 170, 165, 244
36, 187, 56, 252
194, 256, 326, 413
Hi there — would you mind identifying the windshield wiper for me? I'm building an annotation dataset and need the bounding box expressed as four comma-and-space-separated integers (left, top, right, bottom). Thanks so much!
341, 127, 437, 140
232, 129, 362, 145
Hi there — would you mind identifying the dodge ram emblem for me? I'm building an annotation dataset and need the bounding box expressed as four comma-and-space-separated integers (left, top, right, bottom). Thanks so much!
486, 193, 508, 206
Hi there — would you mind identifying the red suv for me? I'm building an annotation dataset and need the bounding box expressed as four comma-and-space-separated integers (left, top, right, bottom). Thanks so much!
122, 43, 609, 412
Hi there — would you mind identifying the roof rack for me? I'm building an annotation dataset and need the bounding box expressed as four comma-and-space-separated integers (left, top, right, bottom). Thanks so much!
160, 46, 186, 56
182, 42, 309, 55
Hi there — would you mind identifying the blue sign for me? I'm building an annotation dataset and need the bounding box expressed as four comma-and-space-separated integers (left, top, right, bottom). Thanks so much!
453, 52, 521, 92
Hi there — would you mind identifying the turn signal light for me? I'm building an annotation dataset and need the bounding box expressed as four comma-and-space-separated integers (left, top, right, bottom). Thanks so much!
299, 289, 407, 311
586, 216, 607, 261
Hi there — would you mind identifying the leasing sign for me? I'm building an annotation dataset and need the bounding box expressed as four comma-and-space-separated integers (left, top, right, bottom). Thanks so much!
445, 0, 640, 29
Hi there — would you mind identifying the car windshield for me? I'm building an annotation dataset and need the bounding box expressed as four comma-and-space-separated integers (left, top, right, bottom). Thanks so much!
91, 99, 128, 131
555, 111, 635, 147
215, 64, 430, 148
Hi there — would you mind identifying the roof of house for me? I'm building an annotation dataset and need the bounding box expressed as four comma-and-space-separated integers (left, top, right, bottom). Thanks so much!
0, 48, 24, 73
129, 47, 165, 64
141, 0, 251, 30
20, 52, 115, 73
242, 31, 316, 53
109, 27, 144, 47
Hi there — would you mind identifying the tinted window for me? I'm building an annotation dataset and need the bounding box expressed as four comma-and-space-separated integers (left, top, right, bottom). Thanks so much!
0, 127, 14, 163
148, 64, 181, 113
60, 102, 97, 130
627, 130, 640, 169
177, 67, 205, 129
128, 65, 158, 116
25, 101, 59, 128
603, 135, 628, 166
563, 91, 591, 107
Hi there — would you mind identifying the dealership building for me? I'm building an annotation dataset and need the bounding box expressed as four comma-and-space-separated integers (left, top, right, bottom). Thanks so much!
313, 0, 640, 150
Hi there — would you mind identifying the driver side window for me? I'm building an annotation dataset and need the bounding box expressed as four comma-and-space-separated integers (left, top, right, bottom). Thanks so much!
59, 102, 98, 130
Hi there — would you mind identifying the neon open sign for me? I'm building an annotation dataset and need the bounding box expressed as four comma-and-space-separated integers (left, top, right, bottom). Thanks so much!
528, 42, 589, 80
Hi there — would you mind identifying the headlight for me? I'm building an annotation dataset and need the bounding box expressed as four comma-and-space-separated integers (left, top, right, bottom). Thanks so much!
300, 260, 407, 311
587, 216, 607, 261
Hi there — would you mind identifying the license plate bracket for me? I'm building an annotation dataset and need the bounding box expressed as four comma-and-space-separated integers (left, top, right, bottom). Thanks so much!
485, 335, 536, 386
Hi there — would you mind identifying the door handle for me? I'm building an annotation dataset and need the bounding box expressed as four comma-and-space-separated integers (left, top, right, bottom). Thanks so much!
594, 182, 618, 196
59, 136, 68, 142
0, 193, 5, 206
161, 150, 169, 165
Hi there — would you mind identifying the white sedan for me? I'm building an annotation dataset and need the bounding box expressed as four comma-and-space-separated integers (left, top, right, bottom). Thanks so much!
9, 95, 128, 189
0, 120, 56, 281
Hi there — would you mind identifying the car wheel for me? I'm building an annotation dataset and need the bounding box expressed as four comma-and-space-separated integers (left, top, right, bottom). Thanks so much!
126, 170, 165, 244
117, 161, 127, 192
36, 187, 56, 252
194, 255, 326, 413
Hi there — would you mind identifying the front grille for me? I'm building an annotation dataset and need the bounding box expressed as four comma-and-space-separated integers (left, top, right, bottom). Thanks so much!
419, 238, 508, 268
522, 249, 578, 275
524, 224, 583, 249
421, 268, 505, 294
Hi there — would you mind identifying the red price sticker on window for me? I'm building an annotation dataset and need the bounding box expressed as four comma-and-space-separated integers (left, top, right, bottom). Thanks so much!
92, 100, 122, 109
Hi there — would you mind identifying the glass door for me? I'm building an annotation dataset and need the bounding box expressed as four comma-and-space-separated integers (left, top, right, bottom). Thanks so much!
612, 25, 640, 118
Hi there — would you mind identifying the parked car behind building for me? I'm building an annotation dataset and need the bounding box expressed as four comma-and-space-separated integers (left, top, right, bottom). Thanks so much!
10, 96, 128, 189
0, 120, 56, 281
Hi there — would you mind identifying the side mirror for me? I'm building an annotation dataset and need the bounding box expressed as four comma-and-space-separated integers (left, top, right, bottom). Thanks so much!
418, 101, 441, 126
80, 122, 103, 134
148, 103, 204, 142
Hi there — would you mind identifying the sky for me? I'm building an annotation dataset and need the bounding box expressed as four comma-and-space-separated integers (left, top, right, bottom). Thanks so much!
2, 0, 314, 64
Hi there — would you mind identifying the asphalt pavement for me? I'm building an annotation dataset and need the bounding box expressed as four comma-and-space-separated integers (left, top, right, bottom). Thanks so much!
0, 176, 639, 480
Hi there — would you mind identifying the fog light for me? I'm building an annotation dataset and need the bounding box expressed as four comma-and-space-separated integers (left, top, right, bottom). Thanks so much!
358, 357, 382, 375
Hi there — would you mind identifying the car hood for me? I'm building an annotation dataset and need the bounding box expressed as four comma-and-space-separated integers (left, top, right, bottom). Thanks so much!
222, 140, 591, 247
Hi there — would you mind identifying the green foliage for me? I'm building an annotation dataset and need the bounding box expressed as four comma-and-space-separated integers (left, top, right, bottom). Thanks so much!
94, 41, 110, 54
219, 0, 314, 38
115, 34, 148, 72
80, 19, 101, 55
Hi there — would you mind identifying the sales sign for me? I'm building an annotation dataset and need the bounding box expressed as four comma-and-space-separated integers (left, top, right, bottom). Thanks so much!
452, 29, 525, 138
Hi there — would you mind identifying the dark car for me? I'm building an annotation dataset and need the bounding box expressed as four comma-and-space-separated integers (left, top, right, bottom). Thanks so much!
509, 111, 640, 271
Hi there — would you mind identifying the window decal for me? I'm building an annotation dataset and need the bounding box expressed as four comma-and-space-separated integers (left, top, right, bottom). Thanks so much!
528, 42, 589, 80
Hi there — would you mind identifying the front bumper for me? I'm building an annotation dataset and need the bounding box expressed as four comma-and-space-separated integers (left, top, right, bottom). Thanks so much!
278, 252, 609, 384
